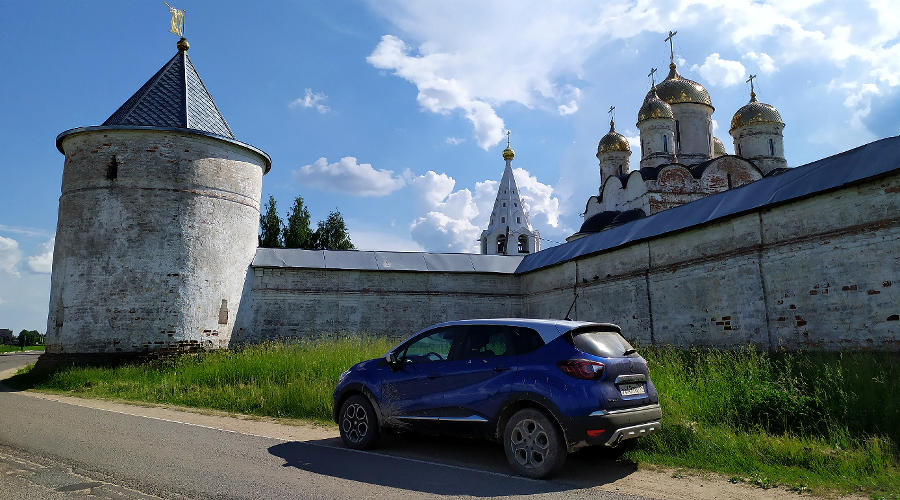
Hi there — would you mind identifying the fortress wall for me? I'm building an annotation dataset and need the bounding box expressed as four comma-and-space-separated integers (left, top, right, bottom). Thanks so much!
522, 170, 899, 350
234, 267, 522, 342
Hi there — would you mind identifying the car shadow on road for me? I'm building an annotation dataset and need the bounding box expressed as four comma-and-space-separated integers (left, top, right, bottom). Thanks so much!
269, 433, 637, 497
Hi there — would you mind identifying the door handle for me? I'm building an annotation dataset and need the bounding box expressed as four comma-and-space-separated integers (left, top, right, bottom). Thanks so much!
493, 367, 509, 372
427, 374, 440, 379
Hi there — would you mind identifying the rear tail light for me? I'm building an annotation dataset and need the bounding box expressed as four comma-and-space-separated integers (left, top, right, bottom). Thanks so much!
558, 359, 605, 380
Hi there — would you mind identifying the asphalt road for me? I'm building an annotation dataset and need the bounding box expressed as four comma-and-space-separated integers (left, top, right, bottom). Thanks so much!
0, 353, 651, 500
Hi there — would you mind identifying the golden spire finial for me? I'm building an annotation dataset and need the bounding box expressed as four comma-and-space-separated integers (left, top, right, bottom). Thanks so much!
165, 3, 188, 51
502, 130, 515, 161
665, 30, 678, 68
746, 74, 757, 101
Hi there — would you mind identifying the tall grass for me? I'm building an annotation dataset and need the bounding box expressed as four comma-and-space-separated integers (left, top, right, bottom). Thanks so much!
8, 340, 898, 494
0, 345, 45, 353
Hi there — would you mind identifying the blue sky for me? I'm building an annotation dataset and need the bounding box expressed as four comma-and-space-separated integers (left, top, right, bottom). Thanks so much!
1, 0, 898, 333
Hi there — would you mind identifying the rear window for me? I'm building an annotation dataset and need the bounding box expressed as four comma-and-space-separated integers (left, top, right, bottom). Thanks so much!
570, 330, 637, 358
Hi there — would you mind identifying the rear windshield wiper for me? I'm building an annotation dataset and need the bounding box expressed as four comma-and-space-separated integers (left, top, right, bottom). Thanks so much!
622, 348, 637, 356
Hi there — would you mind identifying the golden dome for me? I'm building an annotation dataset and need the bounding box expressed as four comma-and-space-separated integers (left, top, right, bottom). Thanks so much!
712, 136, 726, 157
730, 92, 783, 132
637, 88, 674, 124
655, 64, 712, 107
502, 146, 515, 160
597, 120, 631, 155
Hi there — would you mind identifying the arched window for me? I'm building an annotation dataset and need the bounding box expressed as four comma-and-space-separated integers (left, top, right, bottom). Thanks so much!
516, 216, 521, 224
663, 135, 668, 153
675, 120, 681, 151
518, 235, 529, 253
769, 138, 775, 156
501, 217, 505, 223
736, 143, 741, 156
497, 235, 507, 254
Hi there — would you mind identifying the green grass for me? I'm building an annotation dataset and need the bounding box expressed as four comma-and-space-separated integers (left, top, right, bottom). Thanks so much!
7, 340, 898, 496
0, 345, 45, 353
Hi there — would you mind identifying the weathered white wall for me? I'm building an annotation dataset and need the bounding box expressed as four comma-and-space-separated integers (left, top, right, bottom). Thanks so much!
671, 102, 714, 164
47, 129, 267, 354
731, 122, 787, 174
243, 169, 898, 350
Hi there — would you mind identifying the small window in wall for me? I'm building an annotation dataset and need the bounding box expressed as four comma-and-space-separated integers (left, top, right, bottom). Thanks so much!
675, 120, 681, 151
618, 165, 623, 175
663, 135, 668, 153
516, 216, 521, 223
514, 203, 517, 207
736, 143, 741, 156
518, 235, 529, 253
501, 217, 505, 223
497, 235, 507, 254
502, 202, 506, 207
769, 138, 775, 156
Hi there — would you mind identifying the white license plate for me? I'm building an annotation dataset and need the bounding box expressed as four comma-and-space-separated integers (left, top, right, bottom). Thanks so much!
619, 383, 646, 396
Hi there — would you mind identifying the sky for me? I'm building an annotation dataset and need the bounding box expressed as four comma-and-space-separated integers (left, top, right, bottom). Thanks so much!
0, 0, 898, 333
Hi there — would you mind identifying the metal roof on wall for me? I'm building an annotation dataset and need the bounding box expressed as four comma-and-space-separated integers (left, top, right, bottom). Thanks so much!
253, 249, 523, 274
516, 135, 900, 273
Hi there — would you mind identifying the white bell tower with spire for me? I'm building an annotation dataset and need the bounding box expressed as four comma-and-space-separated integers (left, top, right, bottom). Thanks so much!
480, 132, 541, 255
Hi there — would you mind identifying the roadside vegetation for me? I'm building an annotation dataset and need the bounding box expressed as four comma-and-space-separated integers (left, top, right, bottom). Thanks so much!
7, 339, 897, 496
0, 345, 45, 354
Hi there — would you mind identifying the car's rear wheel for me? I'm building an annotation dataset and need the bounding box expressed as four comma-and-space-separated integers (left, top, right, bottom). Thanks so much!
338, 394, 380, 450
503, 408, 566, 478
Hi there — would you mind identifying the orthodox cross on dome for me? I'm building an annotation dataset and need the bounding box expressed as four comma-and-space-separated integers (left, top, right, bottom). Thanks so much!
665, 30, 678, 66
608, 105, 615, 126
506, 129, 511, 148
746, 74, 757, 100
648, 67, 657, 88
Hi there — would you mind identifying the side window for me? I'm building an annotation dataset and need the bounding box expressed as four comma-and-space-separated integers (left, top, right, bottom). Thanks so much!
458, 326, 514, 359
401, 327, 462, 363
509, 327, 544, 354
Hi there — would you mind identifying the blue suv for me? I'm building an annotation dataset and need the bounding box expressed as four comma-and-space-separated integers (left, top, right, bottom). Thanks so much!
332, 319, 661, 478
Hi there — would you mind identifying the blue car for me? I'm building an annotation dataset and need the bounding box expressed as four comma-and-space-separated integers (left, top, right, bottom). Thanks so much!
332, 319, 661, 478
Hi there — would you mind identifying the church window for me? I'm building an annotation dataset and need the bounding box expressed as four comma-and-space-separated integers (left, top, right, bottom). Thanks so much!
514, 203, 517, 207
618, 165, 623, 175
663, 135, 668, 153
481, 237, 487, 254
502, 202, 506, 207
497, 235, 507, 254
736, 143, 741, 156
727, 173, 733, 189
675, 120, 681, 151
518, 235, 529, 253
769, 138, 775, 156
501, 217, 505, 223
516, 216, 521, 223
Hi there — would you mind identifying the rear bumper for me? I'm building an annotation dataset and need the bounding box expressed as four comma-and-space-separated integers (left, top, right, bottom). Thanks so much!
568, 403, 662, 449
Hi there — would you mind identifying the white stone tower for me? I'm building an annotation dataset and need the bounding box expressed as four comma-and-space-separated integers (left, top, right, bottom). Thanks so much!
637, 85, 677, 169
480, 134, 540, 255
729, 76, 787, 174
46, 37, 271, 356
597, 113, 631, 184
654, 32, 714, 164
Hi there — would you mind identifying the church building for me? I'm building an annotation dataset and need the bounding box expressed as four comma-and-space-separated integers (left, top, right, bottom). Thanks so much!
569, 32, 787, 240
480, 134, 541, 255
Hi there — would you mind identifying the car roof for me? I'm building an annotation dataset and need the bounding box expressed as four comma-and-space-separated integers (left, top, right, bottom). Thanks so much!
407, 318, 621, 343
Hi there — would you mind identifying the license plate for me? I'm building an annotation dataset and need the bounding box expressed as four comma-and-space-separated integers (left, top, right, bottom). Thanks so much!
619, 383, 645, 396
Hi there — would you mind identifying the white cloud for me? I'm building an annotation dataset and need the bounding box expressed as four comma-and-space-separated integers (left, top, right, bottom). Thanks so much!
744, 51, 776, 74
445, 137, 464, 145
691, 53, 746, 87
407, 168, 560, 252
831, 80, 881, 129
347, 229, 426, 252
0, 235, 22, 277
26, 238, 54, 274
289, 88, 331, 114
557, 86, 582, 115
292, 157, 406, 197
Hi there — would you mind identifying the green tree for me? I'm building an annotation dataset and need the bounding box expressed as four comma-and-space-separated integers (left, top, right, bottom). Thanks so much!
259, 195, 284, 248
283, 195, 314, 249
313, 209, 355, 250
17, 329, 42, 346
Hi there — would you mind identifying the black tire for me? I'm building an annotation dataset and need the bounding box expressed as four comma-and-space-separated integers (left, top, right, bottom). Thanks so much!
338, 394, 381, 450
503, 408, 567, 479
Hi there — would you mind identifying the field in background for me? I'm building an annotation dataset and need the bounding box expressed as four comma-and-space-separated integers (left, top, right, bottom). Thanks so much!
7, 339, 898, 496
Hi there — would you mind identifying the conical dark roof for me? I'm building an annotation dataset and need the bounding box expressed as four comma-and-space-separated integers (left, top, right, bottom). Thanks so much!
103, 50, 234, 139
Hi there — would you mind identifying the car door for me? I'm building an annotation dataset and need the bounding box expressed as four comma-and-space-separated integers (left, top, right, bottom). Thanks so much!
379, 326, 463, 421
438, 325, 518, 420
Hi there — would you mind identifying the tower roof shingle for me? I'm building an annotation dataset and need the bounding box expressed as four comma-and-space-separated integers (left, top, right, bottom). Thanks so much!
102, 50, 235, 139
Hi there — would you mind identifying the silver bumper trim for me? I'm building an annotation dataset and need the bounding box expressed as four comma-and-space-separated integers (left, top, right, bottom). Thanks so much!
589, 403, 660, 417
604, 421, 660, 446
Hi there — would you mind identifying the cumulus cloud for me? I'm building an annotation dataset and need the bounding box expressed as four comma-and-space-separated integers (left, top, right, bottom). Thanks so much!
0, 235, 22, 276
292, 157, 406, 197
744, 51, 776, 74
691, 53, 746, 87
26, 238, 54, 274
289, 88, 331, 114
408, 168, 559, 252
445, 137, 464, 145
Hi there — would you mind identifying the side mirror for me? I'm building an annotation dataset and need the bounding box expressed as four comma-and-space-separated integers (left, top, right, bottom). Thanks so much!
386, 352, 401, 371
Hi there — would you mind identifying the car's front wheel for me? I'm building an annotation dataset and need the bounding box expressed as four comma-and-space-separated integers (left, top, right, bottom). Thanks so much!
503, 408, 566, 478
338, 394, 380, 450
